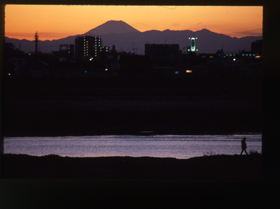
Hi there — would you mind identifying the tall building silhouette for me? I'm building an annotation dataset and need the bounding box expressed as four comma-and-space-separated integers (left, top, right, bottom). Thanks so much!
34, 32, 39, 54
251, 40, 262, 55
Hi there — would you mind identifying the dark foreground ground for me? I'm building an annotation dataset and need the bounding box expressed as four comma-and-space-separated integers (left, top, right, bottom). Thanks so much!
2, 154, 262, 179
1, 154, 279, 209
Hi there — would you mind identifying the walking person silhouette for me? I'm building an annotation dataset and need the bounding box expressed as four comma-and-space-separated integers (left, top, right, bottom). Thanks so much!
240, 137, 248, 155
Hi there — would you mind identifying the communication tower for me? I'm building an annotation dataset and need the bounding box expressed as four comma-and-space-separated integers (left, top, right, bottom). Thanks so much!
34, 32, 39, 54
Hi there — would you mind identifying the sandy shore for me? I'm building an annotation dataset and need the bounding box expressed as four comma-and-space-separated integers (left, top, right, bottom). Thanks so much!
2, 154, 262, 179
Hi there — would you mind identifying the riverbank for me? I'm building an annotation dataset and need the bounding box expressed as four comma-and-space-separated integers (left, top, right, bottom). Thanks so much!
3, 76, 261, 136
3, 96, 261, 136
2, 154, 262, 179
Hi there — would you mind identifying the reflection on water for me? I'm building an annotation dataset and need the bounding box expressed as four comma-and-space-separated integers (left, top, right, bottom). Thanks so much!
4, 134, 262, 159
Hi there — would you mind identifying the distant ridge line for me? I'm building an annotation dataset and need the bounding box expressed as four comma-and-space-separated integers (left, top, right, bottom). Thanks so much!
5, 20, 262, 54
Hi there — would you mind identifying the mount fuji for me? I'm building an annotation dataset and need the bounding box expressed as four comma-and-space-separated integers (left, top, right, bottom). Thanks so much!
85, 20, 140, 35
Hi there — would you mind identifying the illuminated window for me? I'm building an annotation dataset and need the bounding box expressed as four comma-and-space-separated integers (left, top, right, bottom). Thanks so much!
186, 70, 192, 73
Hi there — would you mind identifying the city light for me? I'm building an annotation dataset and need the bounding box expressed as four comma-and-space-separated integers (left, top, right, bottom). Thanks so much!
189, 37, 197, 52
186, 70, 192, 73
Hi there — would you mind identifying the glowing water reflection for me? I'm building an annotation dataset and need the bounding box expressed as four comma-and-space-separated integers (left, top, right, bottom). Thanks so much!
4, 134, 262, 159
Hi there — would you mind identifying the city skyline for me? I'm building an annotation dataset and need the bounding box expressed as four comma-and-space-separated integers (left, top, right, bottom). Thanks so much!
5, 5, 263, 41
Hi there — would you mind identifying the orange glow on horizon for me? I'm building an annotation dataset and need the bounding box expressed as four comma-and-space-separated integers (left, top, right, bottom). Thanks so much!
5, 5, 263, 41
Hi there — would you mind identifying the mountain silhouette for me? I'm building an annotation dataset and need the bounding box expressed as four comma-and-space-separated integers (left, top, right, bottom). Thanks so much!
5, 20, 262, 55
84, 20, 140, 35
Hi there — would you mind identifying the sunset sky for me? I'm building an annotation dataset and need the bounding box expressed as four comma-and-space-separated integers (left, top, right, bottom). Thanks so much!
5, 5, 263, 41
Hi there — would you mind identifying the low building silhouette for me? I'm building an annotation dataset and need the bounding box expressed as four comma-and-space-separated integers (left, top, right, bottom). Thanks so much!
145, 44, 181, 63
52, 44, 74, 62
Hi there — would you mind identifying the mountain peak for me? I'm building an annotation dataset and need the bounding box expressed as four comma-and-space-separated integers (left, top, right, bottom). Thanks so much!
84, 20, 140, 35
196, 28, 212, 33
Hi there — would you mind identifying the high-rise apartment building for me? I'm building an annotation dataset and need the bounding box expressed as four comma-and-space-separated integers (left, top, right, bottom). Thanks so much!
75, 36, 102, 59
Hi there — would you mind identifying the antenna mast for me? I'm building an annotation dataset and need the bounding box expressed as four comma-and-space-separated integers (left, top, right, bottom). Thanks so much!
34, 32, 39, 54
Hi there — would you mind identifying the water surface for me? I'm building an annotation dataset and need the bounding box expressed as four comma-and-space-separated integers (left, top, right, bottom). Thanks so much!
4, 134, 262, 159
